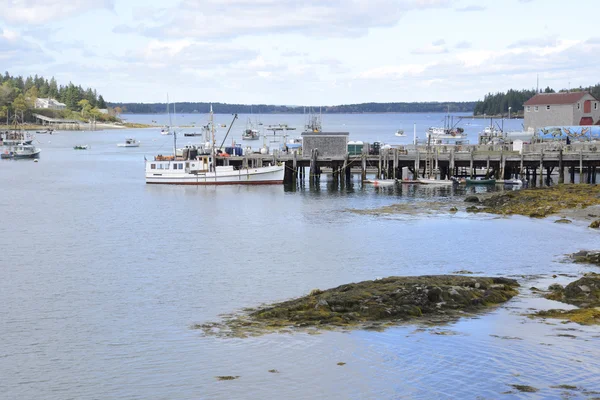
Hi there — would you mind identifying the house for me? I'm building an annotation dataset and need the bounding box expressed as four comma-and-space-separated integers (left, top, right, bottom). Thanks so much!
523, 92, 600, 131
35, 98, 67, 110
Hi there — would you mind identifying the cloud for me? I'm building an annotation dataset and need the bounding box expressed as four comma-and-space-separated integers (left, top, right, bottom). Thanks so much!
116, 0, 454, 39
0, 0, 114, 25
411, 39, 448, 54
0, 29, 53, 65
455, 5, 486, 11
455, 41, 472, 49
507, 37, 558, 49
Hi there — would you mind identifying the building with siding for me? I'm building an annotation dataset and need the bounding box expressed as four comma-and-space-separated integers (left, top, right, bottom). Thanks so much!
524, 92, 600, 131
301, 132, 349, 158
35, 98, 67, 110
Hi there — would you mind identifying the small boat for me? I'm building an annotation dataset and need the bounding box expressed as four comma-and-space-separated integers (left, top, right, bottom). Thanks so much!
417, 178, 454, 185
117, 138, 140, 147
465, 178, 496, 185
395, 129, 406, 137
502, 179, 523, 186
184, 132, 203, 137
364, 179, 396, 186
161, 127, 172, 135
73, 145, 89, 150
2, 143, 41, 158
242, 128, 260, 140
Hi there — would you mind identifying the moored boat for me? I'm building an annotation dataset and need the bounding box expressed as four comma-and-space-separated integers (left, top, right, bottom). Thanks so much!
73, 145, 89, 150
146, 106, 284, 185
395, 129, 406, 137
417, 178, 454, 185
2, 143, 41, 159
117, 138, 140, 147
364, 179, 396, 186
465, 178, 496, 185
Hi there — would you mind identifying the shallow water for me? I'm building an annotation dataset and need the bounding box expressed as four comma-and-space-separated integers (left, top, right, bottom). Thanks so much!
1, 124, 600, 399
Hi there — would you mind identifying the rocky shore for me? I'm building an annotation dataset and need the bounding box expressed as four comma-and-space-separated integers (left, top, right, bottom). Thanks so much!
195, 275, 520, 338
465, 185, 600, 219
531, 272, 600, 325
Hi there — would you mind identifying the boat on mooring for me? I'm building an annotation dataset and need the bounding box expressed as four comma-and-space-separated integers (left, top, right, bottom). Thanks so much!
2, 143, 41, 159
465, 178, 496, 185
417, 178, 455, 185
145, 106, 284, 185
73, 145, 89, 150
395, 129, 406, 137
364, 179, 396, 186
117, 138, 140, 147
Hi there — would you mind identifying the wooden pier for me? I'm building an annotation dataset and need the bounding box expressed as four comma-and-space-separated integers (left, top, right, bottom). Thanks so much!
217, 142, 600, 185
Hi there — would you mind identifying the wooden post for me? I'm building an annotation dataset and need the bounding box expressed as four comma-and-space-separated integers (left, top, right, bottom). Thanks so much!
579, 150, 584, 184
434, 147, 439, 179
570, 166, 575, 184
469, 150, 474, 179
539, 150, 544, 186
414, 149, 420, 179
361, 154, 366, 182
393, 148, 398, 179
558, 149, 564, 184
520, 153, 524, 181
378, 152, 382, 179
292, 151, 297, 184
449, 148, 455, 178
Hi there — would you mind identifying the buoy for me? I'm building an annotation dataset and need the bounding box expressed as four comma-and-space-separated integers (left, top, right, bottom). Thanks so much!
34, 159, 39, 163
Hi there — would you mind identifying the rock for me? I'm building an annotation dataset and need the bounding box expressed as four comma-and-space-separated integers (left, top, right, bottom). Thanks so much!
464, 196, 480, 203
543, 273, 600, 308
589, 220, 600, 229
466, 206, 484, 213
449, 207, 458, 212
548, 283, 564, 292
554, 218, 572, 224
569, 250, 600, 266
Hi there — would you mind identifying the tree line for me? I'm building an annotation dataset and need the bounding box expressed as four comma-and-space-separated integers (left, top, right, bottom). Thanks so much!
474, 83, 600, 116
0, 71, 113, 124
108, 101, 478, 114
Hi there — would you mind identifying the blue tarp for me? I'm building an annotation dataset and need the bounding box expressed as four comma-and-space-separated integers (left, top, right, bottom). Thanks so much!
538, 126, 600, 140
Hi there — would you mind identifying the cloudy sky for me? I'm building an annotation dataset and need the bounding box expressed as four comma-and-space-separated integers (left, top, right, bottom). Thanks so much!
1, 0, 598, 105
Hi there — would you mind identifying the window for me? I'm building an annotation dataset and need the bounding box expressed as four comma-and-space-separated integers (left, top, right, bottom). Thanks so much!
595, 102, 598, 110
534, 106, 539, 112
546, 105, 550, 110
577, 103, 581, 110
179, 163, 184, 169
151, 164, 156, 169
173, 164, 179, 170
526, 106, 531, 112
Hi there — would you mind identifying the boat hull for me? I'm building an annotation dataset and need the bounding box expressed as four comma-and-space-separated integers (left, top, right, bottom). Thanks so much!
117, 144, 140, 147
417, 178, 454, 185
145, 165, 284, 185
465, 179, 496, 185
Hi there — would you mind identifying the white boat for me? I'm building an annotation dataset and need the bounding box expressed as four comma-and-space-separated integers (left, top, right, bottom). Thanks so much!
395, 129, 406, 137
1, 130, 34, 145
2, 143, 41, 159
242, 117, 260, 140
146, 106, 284, 185
417, 178, 454, 185
364, 179, 396, 186
502, 179, 523, 185
117, 138, 140, 147
426, 127, 467, 140
161, 94, 174, 135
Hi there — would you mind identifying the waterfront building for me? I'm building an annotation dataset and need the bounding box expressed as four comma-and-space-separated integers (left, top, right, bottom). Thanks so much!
523, 92, 600, 131
35, 98, 67, 110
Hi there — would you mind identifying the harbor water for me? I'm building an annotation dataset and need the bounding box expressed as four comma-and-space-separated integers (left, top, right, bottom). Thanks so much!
1, 114, 599, 399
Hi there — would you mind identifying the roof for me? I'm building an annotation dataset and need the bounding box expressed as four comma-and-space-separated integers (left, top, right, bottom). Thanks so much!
301, 131, 349, 136
524, 92, 596, 106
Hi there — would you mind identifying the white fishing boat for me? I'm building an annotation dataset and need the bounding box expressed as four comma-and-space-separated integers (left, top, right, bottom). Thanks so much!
426, 113, 467, 141
145, 106, 284, 185
242, 117, 260, 140
1, 130, 34, 145
117, 138, 140, 147
395, 129, 406, 137
2, 143, 41, 159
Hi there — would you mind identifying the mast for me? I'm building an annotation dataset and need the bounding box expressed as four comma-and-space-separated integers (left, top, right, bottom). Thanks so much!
173, 101, 177, 156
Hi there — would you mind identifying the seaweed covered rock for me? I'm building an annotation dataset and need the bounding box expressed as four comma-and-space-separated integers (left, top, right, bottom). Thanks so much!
196, 276, 520, 337
570, 250, 600, 266
544, 273, 600, 308
590, 220, 600, 229
480, 185, 600, 218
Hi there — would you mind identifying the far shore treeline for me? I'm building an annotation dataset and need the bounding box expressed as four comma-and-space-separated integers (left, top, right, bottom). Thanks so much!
0, 71, 118, 125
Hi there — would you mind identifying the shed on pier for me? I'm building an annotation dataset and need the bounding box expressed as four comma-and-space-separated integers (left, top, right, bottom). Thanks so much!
301, 132, 349, 157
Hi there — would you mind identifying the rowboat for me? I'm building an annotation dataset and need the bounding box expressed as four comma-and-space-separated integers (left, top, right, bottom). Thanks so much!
73, 145, 89, 150
364, 179, 396, 186
465, 178, 496, 185
417, 178, 454, 185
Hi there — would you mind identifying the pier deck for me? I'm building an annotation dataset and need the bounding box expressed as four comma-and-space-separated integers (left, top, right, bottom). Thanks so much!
217, 142, 600, 185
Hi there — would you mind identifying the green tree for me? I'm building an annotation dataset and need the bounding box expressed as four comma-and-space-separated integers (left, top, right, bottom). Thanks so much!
97, 95, 107, 109
12, 93, 29, 122
78, 99, 92, 117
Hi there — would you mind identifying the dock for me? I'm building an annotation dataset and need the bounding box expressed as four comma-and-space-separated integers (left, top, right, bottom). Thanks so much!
217, 142, 600, 185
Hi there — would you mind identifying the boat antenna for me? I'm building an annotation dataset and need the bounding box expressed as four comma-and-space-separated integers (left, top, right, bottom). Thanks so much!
211, 104, 215, 151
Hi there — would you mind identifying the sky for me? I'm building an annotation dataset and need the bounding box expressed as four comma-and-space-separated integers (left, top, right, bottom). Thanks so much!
1, 0, 599, 105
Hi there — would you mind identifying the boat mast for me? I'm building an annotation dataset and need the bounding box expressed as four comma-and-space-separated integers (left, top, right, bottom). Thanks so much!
173, 101, 177, 156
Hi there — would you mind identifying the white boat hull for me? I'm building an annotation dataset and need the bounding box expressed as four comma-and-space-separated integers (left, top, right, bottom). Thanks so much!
417, 178, 454, 185
146, 164, 284, 185
117, 143, 140, 147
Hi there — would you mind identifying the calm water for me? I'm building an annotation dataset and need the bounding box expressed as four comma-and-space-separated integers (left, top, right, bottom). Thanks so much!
1, 115, 600, 399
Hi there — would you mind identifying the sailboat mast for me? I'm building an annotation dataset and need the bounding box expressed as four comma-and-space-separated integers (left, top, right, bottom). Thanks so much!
173, 102, 177, 156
